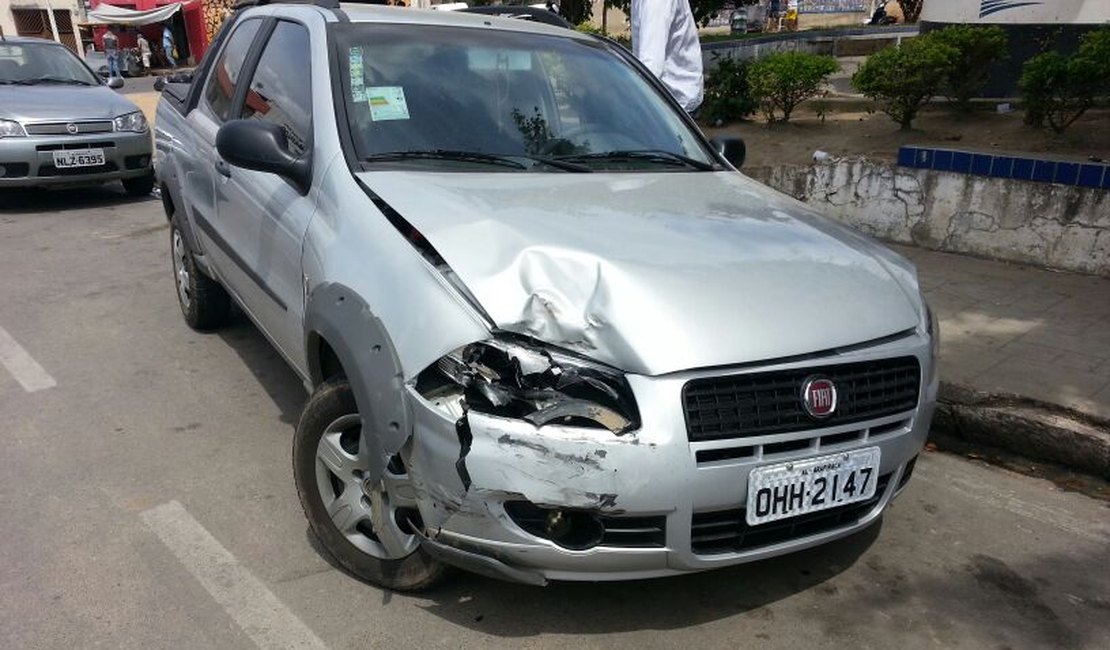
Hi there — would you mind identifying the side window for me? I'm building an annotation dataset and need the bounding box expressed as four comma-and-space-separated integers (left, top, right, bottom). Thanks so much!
240, 22, 312, 158
203, 18, 262, 122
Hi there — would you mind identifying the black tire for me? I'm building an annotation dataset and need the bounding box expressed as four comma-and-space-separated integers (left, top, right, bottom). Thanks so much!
123, 171, 155, 197
293, 378, 448, 592
170, 217, 230, 330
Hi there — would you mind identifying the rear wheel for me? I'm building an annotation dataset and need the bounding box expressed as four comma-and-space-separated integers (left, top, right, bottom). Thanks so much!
293, 378, 448, 592
170, 218, 230, 330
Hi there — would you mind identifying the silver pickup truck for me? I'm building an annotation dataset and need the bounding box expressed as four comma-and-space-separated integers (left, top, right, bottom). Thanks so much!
153, 1, 937, 592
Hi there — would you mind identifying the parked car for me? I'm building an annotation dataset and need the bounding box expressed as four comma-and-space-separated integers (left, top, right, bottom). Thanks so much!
155, 1, 937, 591
85, 48, 145, 78
0, 36, 154, 194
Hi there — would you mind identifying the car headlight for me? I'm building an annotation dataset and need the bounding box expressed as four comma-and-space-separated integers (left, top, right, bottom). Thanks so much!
113, 111, 148, 133
0, 119, 26, 138
417, 336, 640, 435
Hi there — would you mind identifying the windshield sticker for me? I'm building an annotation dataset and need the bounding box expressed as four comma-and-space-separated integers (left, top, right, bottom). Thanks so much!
348, 47, 366, 102
367, 87, 410, 122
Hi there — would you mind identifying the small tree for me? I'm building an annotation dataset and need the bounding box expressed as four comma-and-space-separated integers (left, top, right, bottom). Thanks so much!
748, 51, 839, 124
928, 25, 1009, 112
1078, 27, 1110, 101
701, 55, 757, 125
1019, 52, 1093, 133
852, 37, 957, 130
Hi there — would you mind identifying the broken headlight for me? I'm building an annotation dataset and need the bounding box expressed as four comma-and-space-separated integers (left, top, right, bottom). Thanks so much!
416, 337, 640, 435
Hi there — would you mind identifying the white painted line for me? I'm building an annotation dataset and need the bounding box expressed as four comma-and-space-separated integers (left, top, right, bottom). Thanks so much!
140, 501, 328, 650
0, 324, 56, 392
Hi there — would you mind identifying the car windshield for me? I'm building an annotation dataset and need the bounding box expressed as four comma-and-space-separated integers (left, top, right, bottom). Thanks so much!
333, 23, 716, 172
0, 42, 99, 86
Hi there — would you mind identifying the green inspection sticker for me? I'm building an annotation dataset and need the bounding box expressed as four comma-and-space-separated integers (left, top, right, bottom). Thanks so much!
367, 86, 410, 121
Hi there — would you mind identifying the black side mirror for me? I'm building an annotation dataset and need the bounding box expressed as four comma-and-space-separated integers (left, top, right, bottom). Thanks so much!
107, 76, 124, 90
710, 136, 746, 168
167, 70, 193, 85
153, 76, 166, 91
216, 119, 311, 193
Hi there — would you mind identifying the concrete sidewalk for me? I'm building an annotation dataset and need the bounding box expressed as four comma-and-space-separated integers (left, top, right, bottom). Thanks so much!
895, 245, 1110, 476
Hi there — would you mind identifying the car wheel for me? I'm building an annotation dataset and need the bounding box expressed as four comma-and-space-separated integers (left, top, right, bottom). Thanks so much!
293, 378, 448, 592
170, 219, 230, 330
123, 172, 155, 197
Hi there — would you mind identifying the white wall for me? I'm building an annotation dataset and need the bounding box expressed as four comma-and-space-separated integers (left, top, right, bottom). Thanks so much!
921, 0, 1110, 24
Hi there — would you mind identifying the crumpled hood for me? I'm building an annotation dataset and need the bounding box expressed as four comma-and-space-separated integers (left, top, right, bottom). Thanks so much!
0, 85, 139, 122
359, 171, 922, 376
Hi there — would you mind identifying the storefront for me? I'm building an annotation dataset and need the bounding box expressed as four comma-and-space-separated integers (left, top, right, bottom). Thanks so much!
88, 0, 208, 66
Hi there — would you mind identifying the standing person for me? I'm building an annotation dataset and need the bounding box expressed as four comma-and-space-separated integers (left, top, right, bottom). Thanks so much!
103, 26, 120, 78
137, 31, 151, 72
162, 24, 177, 69
630, 0, 704, 114
786, 0, 800, 31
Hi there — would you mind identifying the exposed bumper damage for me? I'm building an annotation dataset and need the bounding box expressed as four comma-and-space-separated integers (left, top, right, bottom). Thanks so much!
400, 331, 937, 585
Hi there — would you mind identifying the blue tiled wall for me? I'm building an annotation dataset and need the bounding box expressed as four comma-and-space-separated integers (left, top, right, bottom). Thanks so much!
897, 146, 1110, 190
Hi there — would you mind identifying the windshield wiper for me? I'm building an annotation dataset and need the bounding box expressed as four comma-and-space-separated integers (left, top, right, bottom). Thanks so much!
363, 150, 528, 170
555, 150, 716, 171
13, 77, 94, 86
362, 150, 593, 173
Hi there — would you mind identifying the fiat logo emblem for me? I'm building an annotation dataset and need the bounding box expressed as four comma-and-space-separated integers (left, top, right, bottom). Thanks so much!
801, 376, 837, 418
66, 123, 79, 134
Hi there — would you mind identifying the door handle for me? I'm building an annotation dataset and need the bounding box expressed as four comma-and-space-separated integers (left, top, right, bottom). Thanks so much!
215, 158, 232, 178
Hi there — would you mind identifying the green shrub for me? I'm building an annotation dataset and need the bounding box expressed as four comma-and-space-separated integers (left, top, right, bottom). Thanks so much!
1077, 27, 1110, 100
1019, 51, 1093, 133
749, 51, 839, 124
928, 25, 1009, 111
852, 37, 957, 130
700, 55, 757, 125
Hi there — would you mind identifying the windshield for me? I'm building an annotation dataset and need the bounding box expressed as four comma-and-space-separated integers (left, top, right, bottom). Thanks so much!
0, 42, 99, 86
333, 24, 716, 172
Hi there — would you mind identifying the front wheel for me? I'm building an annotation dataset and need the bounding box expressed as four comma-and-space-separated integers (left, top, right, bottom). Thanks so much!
170, 218, 230, 330
293, 378, 448, 591
123, 171, 155, 197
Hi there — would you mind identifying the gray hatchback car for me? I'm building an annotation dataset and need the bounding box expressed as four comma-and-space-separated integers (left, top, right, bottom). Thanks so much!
0, 37, 154, 194
156, 1, 937, 591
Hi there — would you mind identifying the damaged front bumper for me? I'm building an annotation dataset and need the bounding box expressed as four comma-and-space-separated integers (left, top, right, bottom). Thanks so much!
403, 334, 937, 585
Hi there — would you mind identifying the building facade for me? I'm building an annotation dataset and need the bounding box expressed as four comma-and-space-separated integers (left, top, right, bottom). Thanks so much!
1, 1, 86, 52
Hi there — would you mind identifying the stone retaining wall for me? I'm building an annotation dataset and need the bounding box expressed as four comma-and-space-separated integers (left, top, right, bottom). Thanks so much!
746, 158, 1110, 276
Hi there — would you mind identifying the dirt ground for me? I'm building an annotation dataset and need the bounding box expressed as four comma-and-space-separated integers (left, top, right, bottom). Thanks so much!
703, 105, 1110, 168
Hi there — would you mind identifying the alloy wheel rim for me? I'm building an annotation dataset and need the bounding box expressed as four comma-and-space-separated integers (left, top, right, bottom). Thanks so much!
314, 413, 420, 560
172, 230, 191, 309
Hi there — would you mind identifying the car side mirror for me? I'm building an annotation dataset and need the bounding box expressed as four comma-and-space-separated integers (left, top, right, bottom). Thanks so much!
107, 76, 124, 90
710, 136, 746, 168
216, 119, 311, 193
154, 76, 166, 92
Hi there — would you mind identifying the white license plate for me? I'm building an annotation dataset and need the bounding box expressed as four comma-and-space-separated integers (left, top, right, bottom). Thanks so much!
746, 447, 881, 526
52, 149, 105, 168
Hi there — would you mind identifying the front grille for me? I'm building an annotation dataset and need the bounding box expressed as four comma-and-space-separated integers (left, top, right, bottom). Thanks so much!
36, 141, 115, 152
25, 121, 114, 135
683, 357, 921, 442
690, 473, 892, 555
38, 161, 119, 177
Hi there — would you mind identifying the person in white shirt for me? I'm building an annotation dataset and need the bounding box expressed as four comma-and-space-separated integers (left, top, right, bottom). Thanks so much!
137, 32, 151, 71
630, 0, 704, 113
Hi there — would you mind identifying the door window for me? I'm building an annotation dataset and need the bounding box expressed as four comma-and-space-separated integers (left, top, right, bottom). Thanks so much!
203, 18, 262, 122
240, 21, 312, 157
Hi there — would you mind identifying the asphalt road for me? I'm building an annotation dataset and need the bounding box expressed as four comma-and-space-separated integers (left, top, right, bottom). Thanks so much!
1, 185, 1108, 650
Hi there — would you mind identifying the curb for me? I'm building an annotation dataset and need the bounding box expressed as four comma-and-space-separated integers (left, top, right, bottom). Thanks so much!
932, 382, 1110, 480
